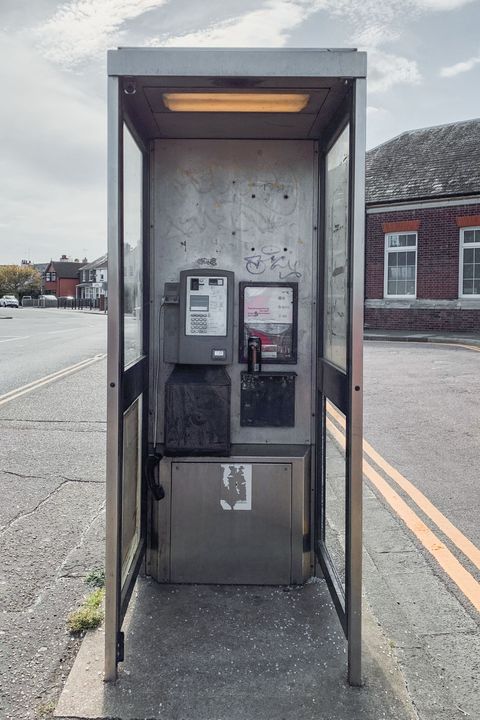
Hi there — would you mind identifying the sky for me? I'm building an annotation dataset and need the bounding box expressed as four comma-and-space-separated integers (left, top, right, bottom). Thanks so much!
0, 0, 479, 265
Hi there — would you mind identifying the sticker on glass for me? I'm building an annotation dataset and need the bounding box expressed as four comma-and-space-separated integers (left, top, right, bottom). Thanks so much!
220, 464, 252, 510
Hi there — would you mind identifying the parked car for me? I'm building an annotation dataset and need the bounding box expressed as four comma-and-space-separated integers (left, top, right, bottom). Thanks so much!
38, 294, 58, 308
1, 295, 19, 308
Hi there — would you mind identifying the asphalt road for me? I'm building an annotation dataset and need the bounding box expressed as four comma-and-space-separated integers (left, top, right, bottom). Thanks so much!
364, 341, 480, 552
0, 308, 106, 396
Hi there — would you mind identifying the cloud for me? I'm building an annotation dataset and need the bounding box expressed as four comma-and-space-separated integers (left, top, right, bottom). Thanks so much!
415, 0, 476, 8
368, 48, 422, 92
157, 0, 325, 47
440, 55, 480, 77
35, 0, 169, 67
0, 32, 107, 263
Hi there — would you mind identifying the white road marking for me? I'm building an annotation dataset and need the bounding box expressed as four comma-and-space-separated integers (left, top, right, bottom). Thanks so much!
0, 354, 107, 407
0, 335, 30, 343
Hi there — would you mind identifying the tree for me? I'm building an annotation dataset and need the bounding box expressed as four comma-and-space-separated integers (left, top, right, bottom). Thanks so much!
0, 265, 42, 299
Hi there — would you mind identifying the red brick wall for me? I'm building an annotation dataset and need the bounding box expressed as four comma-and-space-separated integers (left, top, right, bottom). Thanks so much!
365, 202, 480, 331
364, 307, 480, 332
44, 278, 78, 297
58, 278, 78, 297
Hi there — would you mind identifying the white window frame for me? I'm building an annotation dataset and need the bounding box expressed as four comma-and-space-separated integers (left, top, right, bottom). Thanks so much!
384, 232, 418, 299
459, 226, 480, 298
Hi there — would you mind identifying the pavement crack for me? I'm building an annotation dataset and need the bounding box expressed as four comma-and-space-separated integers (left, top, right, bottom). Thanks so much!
59, 475, 105, 485
3, 470, 48, 480
0, 480, 70, 537
55, 500, 107, 582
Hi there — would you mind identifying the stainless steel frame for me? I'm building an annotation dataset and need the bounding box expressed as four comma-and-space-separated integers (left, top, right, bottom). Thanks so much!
105, 75, 122, 682
346, 78, 366, 686
106, 47, 366, 686
105, 78, 151, 682
315, 81, 365, 685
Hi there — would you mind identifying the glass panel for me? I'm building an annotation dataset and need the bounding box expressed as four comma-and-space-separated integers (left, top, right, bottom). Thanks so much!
406, 280, 415, 294
388, 233, 416, 248
121, 396, 142, 583
475, 230, 480, 243
464, 264, 474, 279
464, 230, 474, 243
324, 125, 349, 371
123, 125, 143, 367
325, 400, 346, 589
464, 248, 474, 263
474, 279, 480, 294
463, 280, 473, 294
388, 253, 397, 267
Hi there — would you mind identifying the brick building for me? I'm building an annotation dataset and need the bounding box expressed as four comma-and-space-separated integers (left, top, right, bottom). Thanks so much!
44, 256, 85, 298
365, 118, 480, 331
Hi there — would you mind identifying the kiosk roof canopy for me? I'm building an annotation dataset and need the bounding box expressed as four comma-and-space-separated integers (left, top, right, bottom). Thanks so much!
109, 48, 366, 141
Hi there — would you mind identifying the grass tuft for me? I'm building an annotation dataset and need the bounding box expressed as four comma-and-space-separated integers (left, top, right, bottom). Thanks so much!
85, 568, 105, 588
67, 588, 105, 634
36, 699, 56, 717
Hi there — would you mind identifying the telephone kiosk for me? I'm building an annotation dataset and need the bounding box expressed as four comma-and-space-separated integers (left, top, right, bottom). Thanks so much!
106, 47, 366, 686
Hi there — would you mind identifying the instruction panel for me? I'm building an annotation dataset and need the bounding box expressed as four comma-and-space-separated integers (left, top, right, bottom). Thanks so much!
240, 283, 297, 363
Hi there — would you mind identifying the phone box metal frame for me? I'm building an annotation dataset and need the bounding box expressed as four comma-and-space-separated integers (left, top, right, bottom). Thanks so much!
106, 47, 366, 686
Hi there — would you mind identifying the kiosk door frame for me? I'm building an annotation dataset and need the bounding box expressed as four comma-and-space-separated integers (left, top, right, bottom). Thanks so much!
105, 77, 150, 682
315, 80, 366, 686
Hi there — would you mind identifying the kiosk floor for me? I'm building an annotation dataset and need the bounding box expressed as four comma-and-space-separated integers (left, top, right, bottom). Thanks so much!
55, 577, 415, 720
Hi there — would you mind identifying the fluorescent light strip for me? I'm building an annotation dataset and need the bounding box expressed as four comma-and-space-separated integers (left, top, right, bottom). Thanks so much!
163, 92, 309, 113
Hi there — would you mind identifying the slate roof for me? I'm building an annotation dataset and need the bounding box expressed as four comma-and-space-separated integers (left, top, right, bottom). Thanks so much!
49, 261, 84, 278
79, 253, 108, 272
366, 118, 480, 205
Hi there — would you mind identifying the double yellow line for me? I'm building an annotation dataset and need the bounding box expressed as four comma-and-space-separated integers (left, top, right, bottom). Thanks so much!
0, 354, 106, 408
326, 401, 480, 613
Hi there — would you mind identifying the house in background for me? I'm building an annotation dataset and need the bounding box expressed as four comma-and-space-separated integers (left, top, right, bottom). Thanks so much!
44, 255, 86, 297
365, 118, 480, 332
76, 254, 108, 300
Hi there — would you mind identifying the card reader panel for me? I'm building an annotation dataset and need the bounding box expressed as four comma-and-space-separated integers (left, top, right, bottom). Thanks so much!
177, 269, 234, 364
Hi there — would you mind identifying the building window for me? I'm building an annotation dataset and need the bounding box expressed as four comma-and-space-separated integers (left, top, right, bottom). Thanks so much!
459, 227, 480, 297
51, 272, 56, 281
384, 232, 417, 297
45, 272, 51, 282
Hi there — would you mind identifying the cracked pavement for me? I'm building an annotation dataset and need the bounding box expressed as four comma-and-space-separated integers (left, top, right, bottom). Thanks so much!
0, 359, 106, 719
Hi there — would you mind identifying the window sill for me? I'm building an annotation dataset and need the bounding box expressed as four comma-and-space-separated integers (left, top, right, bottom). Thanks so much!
366, 298, 480, 310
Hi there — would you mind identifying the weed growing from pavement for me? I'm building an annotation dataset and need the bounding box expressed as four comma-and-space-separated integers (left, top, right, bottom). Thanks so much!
36, 699, 56, 717
67, 588, 105, 634
85, 567, 105, 588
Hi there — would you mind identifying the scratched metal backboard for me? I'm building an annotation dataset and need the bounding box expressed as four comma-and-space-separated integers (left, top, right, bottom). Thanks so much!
150, 139, 316, 445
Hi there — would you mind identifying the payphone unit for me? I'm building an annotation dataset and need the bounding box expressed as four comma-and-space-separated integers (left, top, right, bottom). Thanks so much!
164, 269, 234, 365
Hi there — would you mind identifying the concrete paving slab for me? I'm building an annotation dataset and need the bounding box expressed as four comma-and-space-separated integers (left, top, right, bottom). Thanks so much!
0, 575, 88, 720
55, 578, 416, 720
384, 571, 477, 636
418, 630, 480, 718
0, 481, 105, 611
0, 471, 63, 530
0, 425, 106, 482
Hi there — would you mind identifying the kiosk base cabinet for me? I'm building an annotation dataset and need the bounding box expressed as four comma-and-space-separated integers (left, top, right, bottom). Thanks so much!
148, 446, 311, 585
